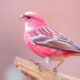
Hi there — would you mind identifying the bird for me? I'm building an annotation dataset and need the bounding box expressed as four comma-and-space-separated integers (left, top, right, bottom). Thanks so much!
19, 11, 80, 71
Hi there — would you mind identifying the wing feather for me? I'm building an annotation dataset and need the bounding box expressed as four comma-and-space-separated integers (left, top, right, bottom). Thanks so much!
29, 26, 80, 53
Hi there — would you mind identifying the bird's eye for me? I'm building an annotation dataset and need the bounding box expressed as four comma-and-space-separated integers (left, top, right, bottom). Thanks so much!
27, 16, 31, 19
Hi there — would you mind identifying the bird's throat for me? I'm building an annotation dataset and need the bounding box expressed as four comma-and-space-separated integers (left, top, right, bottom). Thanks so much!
25, 23, 34, 32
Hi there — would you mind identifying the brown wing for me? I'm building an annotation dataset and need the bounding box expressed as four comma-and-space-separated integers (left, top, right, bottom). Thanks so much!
30, 26, 80, 53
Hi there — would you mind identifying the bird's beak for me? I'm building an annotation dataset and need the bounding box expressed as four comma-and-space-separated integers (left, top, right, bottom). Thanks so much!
19, 14, 24, 19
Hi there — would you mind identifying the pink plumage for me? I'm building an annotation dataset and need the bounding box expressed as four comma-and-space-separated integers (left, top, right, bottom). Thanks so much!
19, 11, 80, 70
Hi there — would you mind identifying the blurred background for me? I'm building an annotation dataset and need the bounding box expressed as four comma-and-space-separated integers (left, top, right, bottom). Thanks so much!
0, 0, 80, 80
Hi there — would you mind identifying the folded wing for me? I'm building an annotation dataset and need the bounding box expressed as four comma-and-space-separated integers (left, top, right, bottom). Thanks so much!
30, 26, 80, 53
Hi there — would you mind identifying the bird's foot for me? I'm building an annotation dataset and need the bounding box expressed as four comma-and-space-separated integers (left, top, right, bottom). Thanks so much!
53, 68, 57, 72
30, 59, 40, 65
30, 59, 41, 71
35, 62, 42, 72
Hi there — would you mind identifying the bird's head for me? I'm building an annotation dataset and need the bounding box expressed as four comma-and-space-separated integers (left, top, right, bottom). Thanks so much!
19, 12, 47, 31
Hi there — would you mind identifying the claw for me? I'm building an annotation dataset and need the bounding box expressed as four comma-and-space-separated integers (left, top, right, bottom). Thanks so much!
29, 59, 41, 71
53, 68, 57, 72
35, 62, 41, 71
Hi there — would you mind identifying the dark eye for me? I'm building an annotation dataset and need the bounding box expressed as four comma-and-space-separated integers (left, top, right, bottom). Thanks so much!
27, 16, 31, 19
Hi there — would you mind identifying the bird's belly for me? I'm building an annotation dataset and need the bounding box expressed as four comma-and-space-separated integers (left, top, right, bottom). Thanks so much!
28, 43, 57, 57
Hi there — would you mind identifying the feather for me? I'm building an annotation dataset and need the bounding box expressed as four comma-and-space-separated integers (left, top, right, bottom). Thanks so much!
28, 26, 80, 53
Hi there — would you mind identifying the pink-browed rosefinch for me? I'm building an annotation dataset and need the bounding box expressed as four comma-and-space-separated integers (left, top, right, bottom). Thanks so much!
19, 12, 80, 70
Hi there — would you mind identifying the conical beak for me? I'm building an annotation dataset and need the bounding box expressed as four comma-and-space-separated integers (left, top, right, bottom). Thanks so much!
19, 14, 24, 19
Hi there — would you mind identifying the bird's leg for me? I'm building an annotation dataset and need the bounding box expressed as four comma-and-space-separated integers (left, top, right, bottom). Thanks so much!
53, 60, 64, 72
45, 57, 51, 64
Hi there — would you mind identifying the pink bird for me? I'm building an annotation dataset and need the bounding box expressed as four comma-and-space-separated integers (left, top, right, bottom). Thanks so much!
19, 12, 80, 70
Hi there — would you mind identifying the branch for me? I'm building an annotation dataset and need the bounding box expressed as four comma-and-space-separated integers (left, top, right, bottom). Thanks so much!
14, 57, 80, 80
